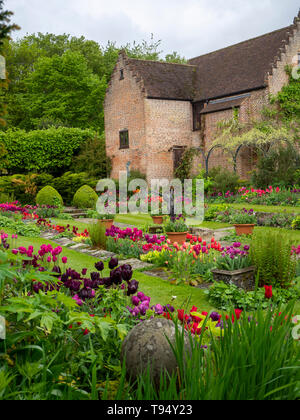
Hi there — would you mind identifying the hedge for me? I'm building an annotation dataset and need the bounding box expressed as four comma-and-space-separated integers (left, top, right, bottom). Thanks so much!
0, 127, 96, 175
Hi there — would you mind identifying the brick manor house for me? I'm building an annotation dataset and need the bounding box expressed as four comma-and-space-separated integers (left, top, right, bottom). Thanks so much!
104, 12, 300, 182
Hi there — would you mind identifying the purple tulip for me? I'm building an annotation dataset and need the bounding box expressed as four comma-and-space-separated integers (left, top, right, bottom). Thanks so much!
95, 261, 104, 272
132, 296, 140, 306
127, 280, 139, 296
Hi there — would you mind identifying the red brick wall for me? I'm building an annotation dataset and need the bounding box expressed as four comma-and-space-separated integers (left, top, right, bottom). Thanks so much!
144, 99, 193, 180
104, 54, 147, 180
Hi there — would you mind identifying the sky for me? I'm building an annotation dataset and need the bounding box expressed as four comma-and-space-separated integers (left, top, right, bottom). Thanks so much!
7, 0, 300, 59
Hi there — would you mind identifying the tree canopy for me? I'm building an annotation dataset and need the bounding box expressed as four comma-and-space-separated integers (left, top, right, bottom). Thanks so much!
2, 32, 186, 132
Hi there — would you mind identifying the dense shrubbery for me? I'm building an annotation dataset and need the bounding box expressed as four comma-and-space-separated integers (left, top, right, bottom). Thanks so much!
73, 185, 98, 209
52, 172, 98, 205
208, 166, 241, 194
251, 145, 300, 189
0, 172, 99, 205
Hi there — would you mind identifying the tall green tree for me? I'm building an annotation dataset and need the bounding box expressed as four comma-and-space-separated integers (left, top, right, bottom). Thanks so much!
0, 0, 19, 46
19, 50, 107, 131
0, 0, 19, 127
3, 33, 186, 131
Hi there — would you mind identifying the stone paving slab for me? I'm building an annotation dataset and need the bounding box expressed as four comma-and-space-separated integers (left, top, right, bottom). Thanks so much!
69, 243, 91, 250
118, 258, 153, 270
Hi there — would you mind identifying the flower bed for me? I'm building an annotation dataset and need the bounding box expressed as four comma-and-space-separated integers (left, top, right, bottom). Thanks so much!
206, 186, 300, 206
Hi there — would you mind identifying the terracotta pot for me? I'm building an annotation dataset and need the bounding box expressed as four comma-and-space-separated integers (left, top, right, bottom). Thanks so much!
166, 232, 188, 245
99, 219, 114, 230
152, 215, 164, 225
234, 224, 255, 236
211, 266, 256, 291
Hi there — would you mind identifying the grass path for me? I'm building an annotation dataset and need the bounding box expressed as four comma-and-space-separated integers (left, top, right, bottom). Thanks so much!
218, 203, 300, 214
4, 228, 215, 311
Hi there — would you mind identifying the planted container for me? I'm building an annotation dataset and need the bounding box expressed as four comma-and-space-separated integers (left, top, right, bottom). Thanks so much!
99, 218, 114, 231
166, 232, 188, 245
211, 266, 256, 291
234, 224, 255, 236
152, 215, 164, 225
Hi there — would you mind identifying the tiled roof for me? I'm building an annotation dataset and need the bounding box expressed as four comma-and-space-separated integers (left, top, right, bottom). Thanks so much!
125, 57, 197, 100
121, 12, 299, 102
189, 25, 295, 101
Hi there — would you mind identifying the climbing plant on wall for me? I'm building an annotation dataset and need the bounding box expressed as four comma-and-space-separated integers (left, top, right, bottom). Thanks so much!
174, 147, 197, 181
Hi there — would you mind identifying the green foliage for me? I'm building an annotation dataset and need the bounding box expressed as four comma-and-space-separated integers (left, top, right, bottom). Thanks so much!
36, 186, 63, 207
0, 0, 19, 127
0, 249, 134, 400
209, 166, 240, 194
0, 215, 40, 237
118, 305, 300, 400
205, 204, 230, 221
271, 67, 300, 123
72, 134, 111, 178
229, 212, 257, 225
73, 185, 98, 209
0, 1, 19, 47
106, 237, 142, 259
0, 127, 96, 175
51, 172, 98, 206
0, 191, 11, 202
87, 222, 107, 248
19, 50, 106, 131
164, 217, 188, 233
292, 216, 300, 230
251, 145, 300, 189
174, 148, 196, 181
207, 281, 300, 311
215, 255, 252, 271
3, 33, 185, 131
0, 171, 98, 205
250, 230, 297, 288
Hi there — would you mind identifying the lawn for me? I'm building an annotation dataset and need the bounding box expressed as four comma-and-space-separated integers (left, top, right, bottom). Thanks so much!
52, 215, 232, 231
222, 203, 300, 214
4, 227, 214, 312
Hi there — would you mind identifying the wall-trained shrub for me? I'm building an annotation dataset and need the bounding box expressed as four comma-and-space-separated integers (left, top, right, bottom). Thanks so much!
36, 186, 63, 206
73, 185, 98, 209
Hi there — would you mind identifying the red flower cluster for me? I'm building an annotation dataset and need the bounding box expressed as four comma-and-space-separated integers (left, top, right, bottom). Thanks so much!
36, 219, 89, 238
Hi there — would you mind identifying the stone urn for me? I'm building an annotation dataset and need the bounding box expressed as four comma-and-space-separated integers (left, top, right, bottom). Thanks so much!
234, 224, 255, 236
211, 266, 256, 291
121, 318, 191, 386
166, 232, 188, 245
99, 219, 114, 231
152, 215, 164, 225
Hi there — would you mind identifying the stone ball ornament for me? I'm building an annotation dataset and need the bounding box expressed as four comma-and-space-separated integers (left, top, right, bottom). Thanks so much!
121, 317, 191, 385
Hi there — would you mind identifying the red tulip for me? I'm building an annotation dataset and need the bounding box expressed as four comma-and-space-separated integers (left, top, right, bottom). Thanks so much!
264, 285, 273, 299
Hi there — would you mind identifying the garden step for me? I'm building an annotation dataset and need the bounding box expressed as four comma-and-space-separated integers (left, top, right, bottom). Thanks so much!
72, 213, 88, 219
64, 207, 86, 214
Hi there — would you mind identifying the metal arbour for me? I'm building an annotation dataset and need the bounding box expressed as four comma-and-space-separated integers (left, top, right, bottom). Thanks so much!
197, 138, 299, 176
